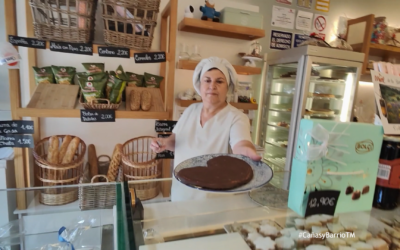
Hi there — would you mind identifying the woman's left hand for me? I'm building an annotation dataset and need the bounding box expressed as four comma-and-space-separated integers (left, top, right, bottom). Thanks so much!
232, 140, 262, 161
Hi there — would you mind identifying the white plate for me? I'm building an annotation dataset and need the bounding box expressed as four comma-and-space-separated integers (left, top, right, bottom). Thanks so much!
174, 153, 274, 194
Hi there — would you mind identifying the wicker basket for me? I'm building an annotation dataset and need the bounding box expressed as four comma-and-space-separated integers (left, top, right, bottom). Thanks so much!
79, 175, 117, 210
29, 0, 98, 43
102, 0, 161, 50
122, 136, 161, 200
34, 135, 86, 206
79, 93, 121, 110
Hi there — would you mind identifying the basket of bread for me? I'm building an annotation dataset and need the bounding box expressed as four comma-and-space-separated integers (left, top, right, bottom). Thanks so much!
121, 136, 162, 200
33, 135, 86, 206
78, 144, 123, 210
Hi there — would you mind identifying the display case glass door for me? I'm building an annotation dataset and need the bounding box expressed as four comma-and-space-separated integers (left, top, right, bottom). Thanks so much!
261, 62, 302, 172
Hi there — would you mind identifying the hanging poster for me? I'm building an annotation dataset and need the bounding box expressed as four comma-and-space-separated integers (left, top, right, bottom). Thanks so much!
315, 0, 330, 12
270, 30, 293, 50
276, 0, 293, 5
372, 70, 400, 134
271, 5, 296, 30
297, 0, 312, 8
313, 14, 328, 34
294, 34, 309, 47
296, 10, 313, 31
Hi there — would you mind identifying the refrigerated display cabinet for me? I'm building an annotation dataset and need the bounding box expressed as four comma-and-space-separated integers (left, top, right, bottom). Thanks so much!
256, 45, 365, 190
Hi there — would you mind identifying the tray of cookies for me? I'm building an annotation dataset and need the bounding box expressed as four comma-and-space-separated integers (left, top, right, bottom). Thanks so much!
224, 213, 391, 250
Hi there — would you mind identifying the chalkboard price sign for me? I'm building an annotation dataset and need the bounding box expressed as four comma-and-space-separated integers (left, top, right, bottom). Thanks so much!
0, 120, 34, 134
155, 120, 177, 133
305, 190, 340, 217
134, 52, 166, 63
0, 134, 34, 148
49, 41, 93, 55
8, 35, 46, 49
80, 110, 115, 122
156, 150, 174, 159
98, 46, 130, 58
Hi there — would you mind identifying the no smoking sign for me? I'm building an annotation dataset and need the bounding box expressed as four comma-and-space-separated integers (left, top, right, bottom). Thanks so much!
313, 14, 327, 33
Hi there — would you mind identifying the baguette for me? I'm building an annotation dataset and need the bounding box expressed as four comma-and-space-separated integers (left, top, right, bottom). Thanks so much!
141, 90, 152, 111
88, 144, 98, 182
107, 144, 123, 181
58, 135, 72, 163
62, 137, 80, 164
130, 89, 141, 111
47, 136, 59, 164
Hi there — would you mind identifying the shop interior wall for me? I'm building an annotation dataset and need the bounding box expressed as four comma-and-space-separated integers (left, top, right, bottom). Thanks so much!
10, 0, 400, 157
0, 0, 10, 115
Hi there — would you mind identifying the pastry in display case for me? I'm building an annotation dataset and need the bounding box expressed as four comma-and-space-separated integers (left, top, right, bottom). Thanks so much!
256, 46, 365, 190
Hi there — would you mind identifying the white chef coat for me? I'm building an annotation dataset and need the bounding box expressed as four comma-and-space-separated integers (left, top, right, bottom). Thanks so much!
171, 102, 252, 201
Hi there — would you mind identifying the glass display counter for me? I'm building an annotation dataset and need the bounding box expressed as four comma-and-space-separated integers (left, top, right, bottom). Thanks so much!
1, 178, 399, 250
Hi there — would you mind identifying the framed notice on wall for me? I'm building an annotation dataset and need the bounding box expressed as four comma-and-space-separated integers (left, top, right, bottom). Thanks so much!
372, 70, 400, 134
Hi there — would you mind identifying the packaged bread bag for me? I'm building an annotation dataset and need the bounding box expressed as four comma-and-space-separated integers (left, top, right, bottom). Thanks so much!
106, 72, 126, 103
33, 66, 55, 85
78, 72, 108, 103
143, 72, 164, 88
51, 66, 76, 85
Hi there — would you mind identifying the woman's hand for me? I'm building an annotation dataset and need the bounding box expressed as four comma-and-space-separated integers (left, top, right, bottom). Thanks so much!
232, 140, 262, 161
150, 138, 166, 153
150, 134, 176, 153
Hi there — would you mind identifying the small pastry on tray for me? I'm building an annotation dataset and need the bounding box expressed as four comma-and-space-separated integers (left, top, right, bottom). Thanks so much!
253, 237, 276, 250
377, 232, 391, 245
366, 238, 389, 250
327, 223, 345, 234
259, 224, 279, 239
275, 236, 295, 250
354, 230, 372, 241
306, 245, 331, 250
295, 218, 306, 230
350, 241, 373, 250
280, 227, 296, 237
326, 238, 347, 249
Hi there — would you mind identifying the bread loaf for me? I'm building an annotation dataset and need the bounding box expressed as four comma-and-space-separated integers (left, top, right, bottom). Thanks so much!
88, 144, 98, 182
47, 136, 59, 164
141, 90, 152, 111
107, 144, 123, 181
58, 135, 72, 163
61, 137, 80, 164
130, 89, 141, 111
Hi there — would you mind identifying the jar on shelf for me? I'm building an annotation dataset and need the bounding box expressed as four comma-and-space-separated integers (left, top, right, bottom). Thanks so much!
237, 82, 253, 103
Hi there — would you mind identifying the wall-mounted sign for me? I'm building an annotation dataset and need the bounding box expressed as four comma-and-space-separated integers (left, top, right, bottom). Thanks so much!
155, 120, 177, 133
270, 30, 293, 50
134, 52, 166, 63
315, 0, 330, 12
80, 110, 115, 122
271, 5, 295, 30
98, 46, 130, 58
0, 120, 34, 134
49, 41, 93, 55
0, 134, 34, 148
8, 35, 46, 49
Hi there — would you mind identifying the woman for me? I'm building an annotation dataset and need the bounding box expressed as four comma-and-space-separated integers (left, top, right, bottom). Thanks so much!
150, 57, 261, 201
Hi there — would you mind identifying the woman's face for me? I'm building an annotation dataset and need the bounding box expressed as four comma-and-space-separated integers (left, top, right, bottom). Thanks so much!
200, 69, 228, 105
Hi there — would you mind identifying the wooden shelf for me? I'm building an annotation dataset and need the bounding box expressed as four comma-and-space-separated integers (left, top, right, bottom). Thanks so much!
176, 99, 258, 110
45, 41, 171, 61
178, 17, 265, 40
177, 60, 262, 75
352, 42, 400, 59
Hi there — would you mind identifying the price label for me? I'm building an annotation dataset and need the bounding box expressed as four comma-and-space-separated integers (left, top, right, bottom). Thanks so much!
98, 46, 130, 58
8, 35, 46, 49
0, 134, 34, 148
305, 190, 340, 217
134, 52, 166, 63
155, 120, 177, 133
80, 110, 115, 122
0, 120, 34, 134
156, 150, 174, 159
49, 41, 93, 55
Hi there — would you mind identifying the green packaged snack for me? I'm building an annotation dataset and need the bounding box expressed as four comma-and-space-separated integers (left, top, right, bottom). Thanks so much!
115, 65, 128, 80
126, 72, 143, 87
82, 63, 104, 75
106, 73, 122, 99
33, 66, 54, 85
51, 66, 76, 85
76, 72, 107, 82
78, 72, 108, 103
109, 78, 126, 104
143, 72, 164, 88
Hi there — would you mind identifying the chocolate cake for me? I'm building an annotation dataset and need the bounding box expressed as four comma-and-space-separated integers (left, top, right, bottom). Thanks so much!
176, 156, 254, 190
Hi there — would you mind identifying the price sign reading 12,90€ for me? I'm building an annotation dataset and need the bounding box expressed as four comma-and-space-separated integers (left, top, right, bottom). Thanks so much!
305, 190, 340, 217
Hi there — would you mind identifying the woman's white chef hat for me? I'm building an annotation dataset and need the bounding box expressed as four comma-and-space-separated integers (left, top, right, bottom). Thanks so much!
192, 57, 238, 95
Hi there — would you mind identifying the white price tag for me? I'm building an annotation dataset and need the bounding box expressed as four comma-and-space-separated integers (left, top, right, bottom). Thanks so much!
377, 163, 391, 180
